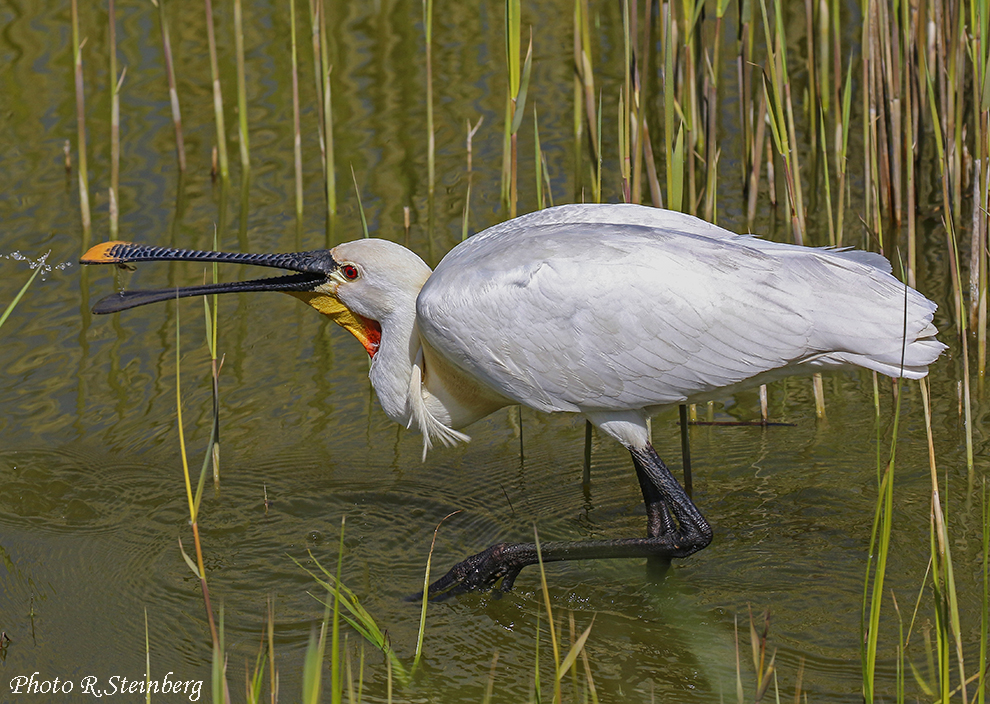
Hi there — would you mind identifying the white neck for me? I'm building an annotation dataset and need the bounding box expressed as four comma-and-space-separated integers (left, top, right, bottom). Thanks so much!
368, 301, 474, 455
327, 237, 507, 455
367, 301, 420, 427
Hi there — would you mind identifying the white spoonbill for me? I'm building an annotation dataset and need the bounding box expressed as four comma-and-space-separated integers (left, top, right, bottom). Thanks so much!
81, 203, 945, 597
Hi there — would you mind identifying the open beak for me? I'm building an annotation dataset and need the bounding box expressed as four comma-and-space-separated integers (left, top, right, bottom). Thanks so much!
80, 241, 336, 315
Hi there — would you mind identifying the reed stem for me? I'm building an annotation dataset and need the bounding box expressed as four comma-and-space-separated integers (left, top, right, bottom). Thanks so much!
109, 0, 120, 240
290, 0, 303, 219
424, 0, 435, 198
318, 0, 336, 221
153, 0, 186, 172
204, 0, 229, 182
234, 0, 250, 169
71, 0, 91, 239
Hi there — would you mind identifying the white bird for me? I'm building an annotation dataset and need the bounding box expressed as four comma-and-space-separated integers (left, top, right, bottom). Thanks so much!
82, 203, 946, 596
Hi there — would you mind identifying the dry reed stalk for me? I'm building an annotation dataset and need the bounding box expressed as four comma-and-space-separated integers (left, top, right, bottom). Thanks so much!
951, 4, 965, 227
462, 116, 483, 240
702, 55, 717, 221
307, 0, 325, 161
109, 0, 120, 240
628, 0, 661, 206
830, 0, 841, 137
680, 0, 699, 215
817, 0, 829, 116
318, 0, 336, 219
204, 0, 229, 181
662, 3, 677, 210
882, 0, 903, 226
71, 0, 91, 238
618, 92, 629, 203
873, 2, 900, 225
575, 0, 599, 177
535, 106, 546, 209
803, 0, 818, 162
902, 0, 916, 285
572, 0, 584, 200
835, 57, 852, 246
765, 131, 775, 206
737, 0, 754, 189
975, 161, 988, 391
818, 104, 835, 245
812, 373, 825, 419
703, 0, 728, 222
234, 0, 250, 169
290, 0, 303, 218
746, 88, 767, 225
503, 0, 531, 220
861, 2, 873, 233
620, 0, 632, 204
153, 0, 186, 172
759, 0, 805, 241
634, 0, 661, 209
424, 0, 435, 197
642, 122, 663, 207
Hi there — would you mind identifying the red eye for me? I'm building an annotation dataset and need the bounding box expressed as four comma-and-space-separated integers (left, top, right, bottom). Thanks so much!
341, 264, 359, 280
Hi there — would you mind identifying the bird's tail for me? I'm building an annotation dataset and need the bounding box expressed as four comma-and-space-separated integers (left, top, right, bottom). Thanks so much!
809, 254, 946, 379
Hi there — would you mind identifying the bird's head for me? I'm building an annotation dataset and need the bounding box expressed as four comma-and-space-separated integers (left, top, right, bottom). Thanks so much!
81, 238, 432, 358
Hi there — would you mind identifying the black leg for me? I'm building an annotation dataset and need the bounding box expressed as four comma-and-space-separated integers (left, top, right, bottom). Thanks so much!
423, 443, 713, 599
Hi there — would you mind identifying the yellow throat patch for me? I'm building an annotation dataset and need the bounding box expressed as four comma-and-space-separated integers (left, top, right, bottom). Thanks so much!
288, 291, 382, 358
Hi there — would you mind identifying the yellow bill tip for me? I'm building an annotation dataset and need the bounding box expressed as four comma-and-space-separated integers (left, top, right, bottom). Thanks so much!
80, 241, 133, 264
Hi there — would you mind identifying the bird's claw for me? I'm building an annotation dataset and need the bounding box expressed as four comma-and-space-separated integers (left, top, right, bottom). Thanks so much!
406, 543, 525, 601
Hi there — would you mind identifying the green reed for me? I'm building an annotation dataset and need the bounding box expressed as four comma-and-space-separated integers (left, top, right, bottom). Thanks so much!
0, 268, 41, 332
860, 375, 901, 701
172, 306, 225, 700
203, 226, 222, 485
297, 539, 410, 688
533, 527, 598, 704
501, 0, 532, 219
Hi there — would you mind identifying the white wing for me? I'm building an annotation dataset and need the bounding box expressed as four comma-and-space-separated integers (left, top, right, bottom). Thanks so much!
416, 204, 944, 414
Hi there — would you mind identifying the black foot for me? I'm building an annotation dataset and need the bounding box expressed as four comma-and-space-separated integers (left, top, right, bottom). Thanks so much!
407, 442, 711, 600
405, 542, 532, 601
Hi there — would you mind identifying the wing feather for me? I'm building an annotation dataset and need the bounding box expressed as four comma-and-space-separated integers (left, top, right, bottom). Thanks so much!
416, 204, 944, 414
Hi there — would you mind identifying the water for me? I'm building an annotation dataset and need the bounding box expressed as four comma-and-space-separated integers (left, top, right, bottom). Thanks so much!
0, 0, 979, 701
